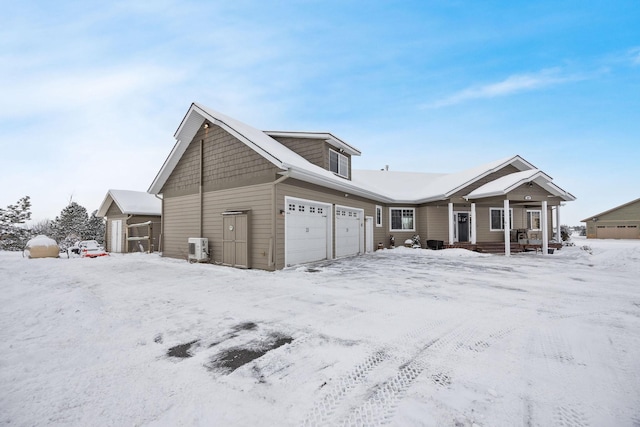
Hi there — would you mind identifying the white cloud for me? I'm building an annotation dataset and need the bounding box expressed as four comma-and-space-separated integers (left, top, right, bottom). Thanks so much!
423, 68, 585, 108
0, 64, 184, 119
629, 47, 640, 66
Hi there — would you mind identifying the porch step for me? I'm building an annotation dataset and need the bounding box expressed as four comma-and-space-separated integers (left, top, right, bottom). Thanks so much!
475, 242, 524, 254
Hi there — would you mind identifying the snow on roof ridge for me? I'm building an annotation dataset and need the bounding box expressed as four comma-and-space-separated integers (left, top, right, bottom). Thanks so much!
98, 189, 161, 217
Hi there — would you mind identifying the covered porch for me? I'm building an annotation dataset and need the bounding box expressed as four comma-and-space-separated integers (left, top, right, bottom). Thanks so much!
442, 169, 575, 256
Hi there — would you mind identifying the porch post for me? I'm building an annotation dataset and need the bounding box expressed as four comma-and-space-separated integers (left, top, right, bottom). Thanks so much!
448, 202, 455, 245
471, 202, 477, 244
555, 205, 561, 242
542, 200, 549, 255
504, 199, 511, 256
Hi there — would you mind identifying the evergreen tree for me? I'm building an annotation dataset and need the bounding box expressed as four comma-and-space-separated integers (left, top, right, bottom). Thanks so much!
50, 202, 89, 249
0, 196, 32, 251
86, 210, 105, 244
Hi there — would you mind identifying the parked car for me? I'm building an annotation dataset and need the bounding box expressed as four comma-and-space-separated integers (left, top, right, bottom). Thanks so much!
68, 240, 108, 258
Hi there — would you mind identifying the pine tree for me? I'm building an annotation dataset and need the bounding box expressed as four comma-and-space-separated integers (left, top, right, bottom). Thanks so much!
86, 210, 105, 244
0, 196, 32, 251
50, 202, 89, 250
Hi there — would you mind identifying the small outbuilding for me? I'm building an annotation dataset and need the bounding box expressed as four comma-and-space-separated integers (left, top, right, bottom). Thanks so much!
97, 190, 162, 253
581, 197, 640, 239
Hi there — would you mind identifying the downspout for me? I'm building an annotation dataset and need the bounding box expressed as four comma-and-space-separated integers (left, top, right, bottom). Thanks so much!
199, 138, 203, 237
270, 171, 291, 268
200, 123, 209, 238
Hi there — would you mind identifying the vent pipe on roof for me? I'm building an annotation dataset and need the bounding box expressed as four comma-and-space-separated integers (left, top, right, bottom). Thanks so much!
385, 165, 389, 171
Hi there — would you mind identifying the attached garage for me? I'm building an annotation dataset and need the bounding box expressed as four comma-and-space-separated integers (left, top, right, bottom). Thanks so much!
285, 197, 332, 266
335, 206, 364, 258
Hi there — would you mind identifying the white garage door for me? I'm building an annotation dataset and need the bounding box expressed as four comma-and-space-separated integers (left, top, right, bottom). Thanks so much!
335, 206, 363, 258
285, 197, 331, 266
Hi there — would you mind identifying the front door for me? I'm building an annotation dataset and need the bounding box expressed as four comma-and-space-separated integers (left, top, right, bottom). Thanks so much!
111, 219, 122, 252
457, 213, 469, 242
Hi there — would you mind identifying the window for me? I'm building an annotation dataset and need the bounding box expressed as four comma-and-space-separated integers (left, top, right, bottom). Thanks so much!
490, 208, 513, 231
527, 210, 541, 230
375, 206, 382, 227
329, 149, 349, 178
390, 208, 415, 231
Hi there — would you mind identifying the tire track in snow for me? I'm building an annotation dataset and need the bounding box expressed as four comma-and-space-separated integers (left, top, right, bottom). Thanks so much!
339, 320, 519, 427
302, 314, 519, 427
300, 320, 450, 427
300, 349, 391, 427
525, 321, 591, 427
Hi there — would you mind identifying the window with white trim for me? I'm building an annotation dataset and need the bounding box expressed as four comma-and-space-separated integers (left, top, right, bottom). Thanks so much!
375, 205, 382, 227
329, 149, 349, 178
527, 210, 541, 230
390, 208, 415, 231
490, 208, 513, 231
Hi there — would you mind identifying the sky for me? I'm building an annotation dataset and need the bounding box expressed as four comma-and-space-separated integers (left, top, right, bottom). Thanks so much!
1, 0, 639, 226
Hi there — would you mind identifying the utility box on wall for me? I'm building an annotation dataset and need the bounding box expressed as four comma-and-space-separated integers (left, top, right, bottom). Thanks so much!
188, 237, 209, 263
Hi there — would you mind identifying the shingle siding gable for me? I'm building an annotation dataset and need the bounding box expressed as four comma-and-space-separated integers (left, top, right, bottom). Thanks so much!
161, 123, 280, 195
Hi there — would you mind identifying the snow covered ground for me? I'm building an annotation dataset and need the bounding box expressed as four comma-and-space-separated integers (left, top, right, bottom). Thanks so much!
1, 236, 639, 426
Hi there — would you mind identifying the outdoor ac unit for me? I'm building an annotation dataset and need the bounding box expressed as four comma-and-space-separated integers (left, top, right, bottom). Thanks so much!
188, 237, 209, 262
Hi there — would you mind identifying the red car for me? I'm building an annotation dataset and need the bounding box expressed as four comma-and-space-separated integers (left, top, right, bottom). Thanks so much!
68, 240, 109, 258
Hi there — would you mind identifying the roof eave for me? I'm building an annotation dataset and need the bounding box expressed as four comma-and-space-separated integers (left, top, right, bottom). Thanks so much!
286, 166, 393, 203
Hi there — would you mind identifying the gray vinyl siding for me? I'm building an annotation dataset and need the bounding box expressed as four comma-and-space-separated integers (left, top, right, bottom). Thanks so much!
275, 179, 380, 270
270, 137, 352, 180
201, 183, 273, 270
270, 137, 325, 169
424, 205, 449, 241
162, 137, 201, 195
162, 123, 280, 197
162, 194, 200, 260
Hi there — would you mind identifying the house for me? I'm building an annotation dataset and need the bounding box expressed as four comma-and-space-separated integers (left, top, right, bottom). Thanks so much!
148, 103, 575, 270
97, 189, 162, 253
581, 198, 640, 239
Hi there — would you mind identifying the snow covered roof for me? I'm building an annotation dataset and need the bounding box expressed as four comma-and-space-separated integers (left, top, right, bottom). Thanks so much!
465, 169, 576, 201
97, 190, 161, 217
264, 131, 361, 156
148, 103, 386, 201
350, 156, 561, 203
148, 103, 575, 204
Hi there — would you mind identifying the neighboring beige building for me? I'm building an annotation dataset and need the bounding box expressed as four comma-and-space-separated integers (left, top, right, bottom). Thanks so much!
97, 190, 162, 253
581, 198, 640, 239
148, 103, 576, 270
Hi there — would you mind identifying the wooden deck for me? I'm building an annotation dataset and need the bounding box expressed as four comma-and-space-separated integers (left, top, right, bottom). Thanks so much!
445, 242, 563, 254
